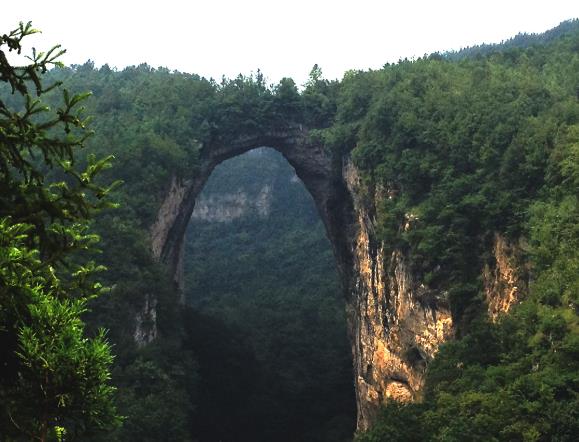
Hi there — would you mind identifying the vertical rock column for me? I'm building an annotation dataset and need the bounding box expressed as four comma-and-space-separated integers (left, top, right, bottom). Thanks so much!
343, 160, 454, 431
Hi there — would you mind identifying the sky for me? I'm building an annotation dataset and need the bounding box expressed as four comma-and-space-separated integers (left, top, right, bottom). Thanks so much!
2, 1, 578, 85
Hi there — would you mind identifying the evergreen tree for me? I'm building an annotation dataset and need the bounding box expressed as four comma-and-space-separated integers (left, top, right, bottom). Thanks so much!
0, 22, 120, 440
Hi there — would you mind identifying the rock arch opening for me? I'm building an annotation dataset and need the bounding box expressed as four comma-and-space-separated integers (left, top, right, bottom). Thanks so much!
182, 147, 356, 440
150, 128, 355, 298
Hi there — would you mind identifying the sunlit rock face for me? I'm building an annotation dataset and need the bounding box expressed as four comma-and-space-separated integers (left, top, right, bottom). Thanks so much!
342, 160, 527, 429
483, 233, 528, 321
343, 160, 454, 430
148, 127, 527, 431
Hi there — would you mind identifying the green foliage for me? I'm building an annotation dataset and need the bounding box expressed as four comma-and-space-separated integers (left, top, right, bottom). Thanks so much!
0, 23, 119, 440
303, 64, 339, 128
361, 305, 579, 440
100, 344, 198, 442
355, 403, 427, 442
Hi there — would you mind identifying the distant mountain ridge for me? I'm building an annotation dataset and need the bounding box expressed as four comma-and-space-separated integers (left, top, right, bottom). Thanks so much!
445, 18, 579, 60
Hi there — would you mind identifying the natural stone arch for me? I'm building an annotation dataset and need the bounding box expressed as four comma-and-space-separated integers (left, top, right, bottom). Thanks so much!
150, 126, 356, 296
148, 124, 454, 431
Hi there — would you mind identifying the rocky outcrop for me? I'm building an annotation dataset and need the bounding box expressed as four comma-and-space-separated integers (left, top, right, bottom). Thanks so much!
134, 293, 158, 346
483, 233, 527, 321
191, 185, 273, 222
343, 160, 453, 430
150, 175, 189, 259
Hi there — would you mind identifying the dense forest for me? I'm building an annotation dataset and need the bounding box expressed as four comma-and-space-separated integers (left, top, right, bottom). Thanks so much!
1, 17, 578, 442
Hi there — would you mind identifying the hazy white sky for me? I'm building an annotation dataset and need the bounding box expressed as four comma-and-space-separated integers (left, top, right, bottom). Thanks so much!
2, 1, 578, 85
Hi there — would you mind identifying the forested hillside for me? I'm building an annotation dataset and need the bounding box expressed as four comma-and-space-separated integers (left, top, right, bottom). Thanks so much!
1, 18, 578, 442
339, 21, 579, 441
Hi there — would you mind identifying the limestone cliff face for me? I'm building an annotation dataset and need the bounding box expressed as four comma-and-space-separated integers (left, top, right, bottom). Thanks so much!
150, 175, 189, 259
191, 185, 273, 222
483, 233, 527, 321
343, 160, 454, 430
342, 160, 530, 429
343, 160, 529, 429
